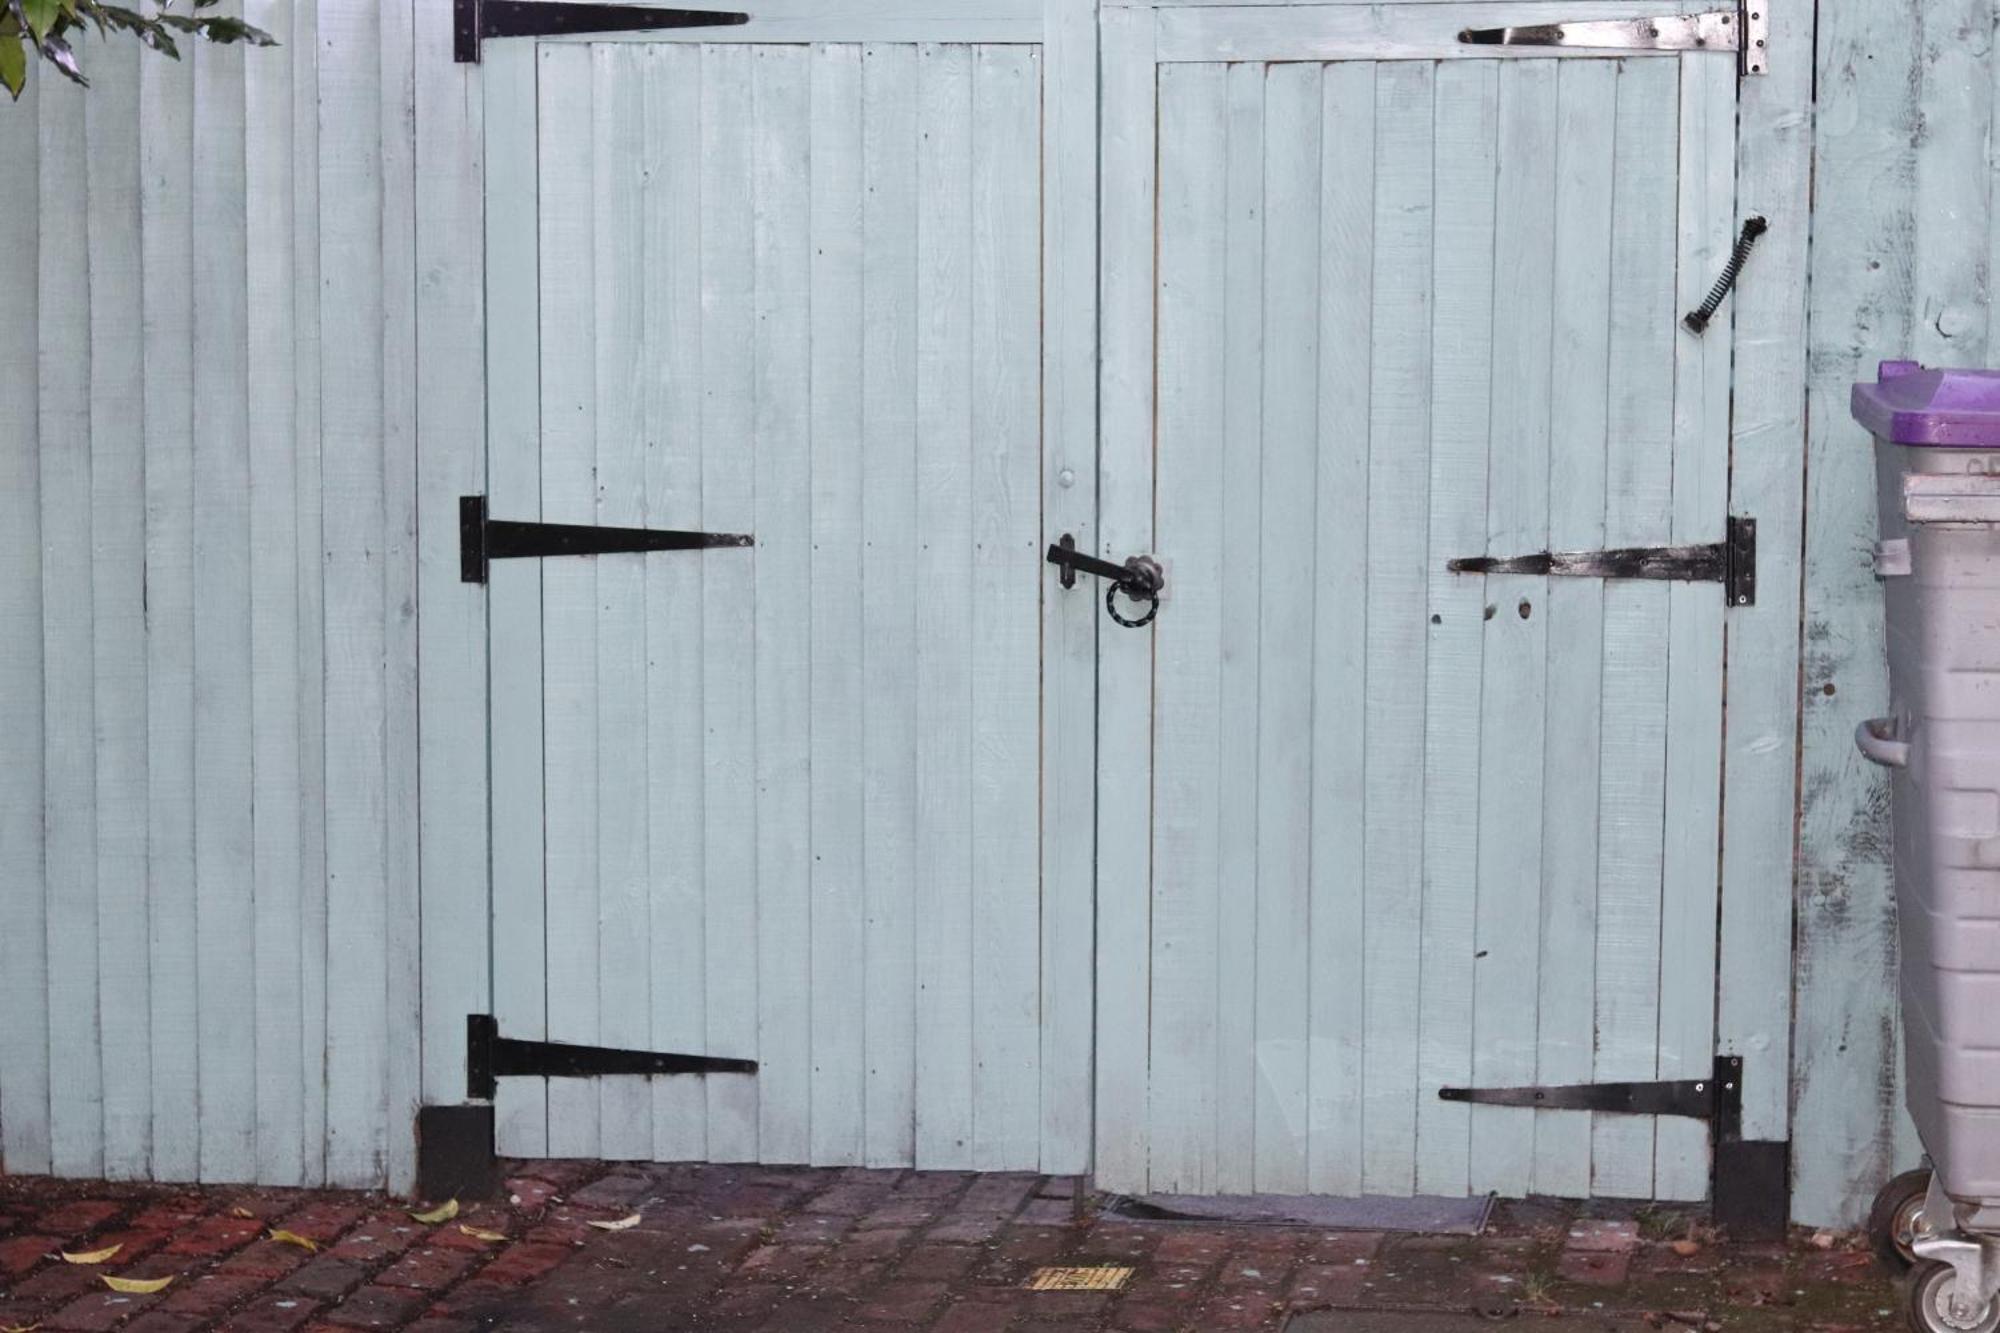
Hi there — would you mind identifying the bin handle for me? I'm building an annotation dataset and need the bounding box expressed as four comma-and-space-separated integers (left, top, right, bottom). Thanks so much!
1856, 716, 1911, 770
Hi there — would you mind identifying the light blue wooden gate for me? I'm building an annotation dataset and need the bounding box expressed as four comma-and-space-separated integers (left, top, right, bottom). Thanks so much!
1096, 3, 1740, 1201
477, 12, 1100, 1169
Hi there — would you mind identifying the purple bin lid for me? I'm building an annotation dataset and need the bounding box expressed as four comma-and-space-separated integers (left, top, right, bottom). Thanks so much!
1852, 360, 2000, 447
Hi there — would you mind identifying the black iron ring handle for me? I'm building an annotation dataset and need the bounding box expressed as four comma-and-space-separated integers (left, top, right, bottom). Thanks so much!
1106, 581, 1159, 629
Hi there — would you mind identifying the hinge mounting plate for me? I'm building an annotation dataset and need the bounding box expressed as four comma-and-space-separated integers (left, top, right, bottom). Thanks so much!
1460, 0, 1768, 76
454, 0, 749, 63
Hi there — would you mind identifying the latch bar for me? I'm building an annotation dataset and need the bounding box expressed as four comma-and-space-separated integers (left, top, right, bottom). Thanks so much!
1448, 515, 1757, 607
1459, 1, 1767, 76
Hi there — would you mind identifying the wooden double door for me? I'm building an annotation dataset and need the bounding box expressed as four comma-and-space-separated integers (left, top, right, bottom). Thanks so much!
480, 0, 1754, 1204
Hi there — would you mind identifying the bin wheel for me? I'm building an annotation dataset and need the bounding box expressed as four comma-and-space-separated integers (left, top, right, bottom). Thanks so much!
1875, 1169, 1937, 1272
1908, 1260, 2000, 1333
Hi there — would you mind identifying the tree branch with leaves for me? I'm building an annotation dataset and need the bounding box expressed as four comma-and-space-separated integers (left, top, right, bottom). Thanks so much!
2, 0, 275, 100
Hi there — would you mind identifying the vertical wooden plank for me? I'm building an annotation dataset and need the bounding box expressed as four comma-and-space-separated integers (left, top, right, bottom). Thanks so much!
1590, 55, 1678, 1201
1729, 0, 1816, 1199
1149, 59, 1227, 1195
88, 34, 155, 1182
594, 42, 653, 1161
1794, 0, 1906, 1225
809, 41, 868, 1168
1254, 59, 1320, 1196
1913, 0, 1991, 370
1092, 4, 1156, 1193
247, 0, 304, 1187
1360, 59, 1432, 1197
41, 65, 104, 1182
192, 13, 257, 1185
1039, 0, 1099, 1177
700, 42, 762, 1160
1415, 57, 1495, 1201
750, 41, 813, 1166
143, 40, 202, 1186
0, 75, 51, 1177
1308, 60, 1374, 1198
860, 40, 920, 1169
380, 0, 422, 1198
537, 41, 601, 1159
293, 0, 329, 1187
1470, 57, 1556, 1199
644, 41, 707, 1163
914, 40, 976, 1169
1213, 59, 1263, 1195
1655, 51, 1733, 1202
969, 42, 1042, 1172
415, 0, 491, 1128
1533, 57, 1613, 1200
320, 0, 390, 1187
484, 37, 548, 1159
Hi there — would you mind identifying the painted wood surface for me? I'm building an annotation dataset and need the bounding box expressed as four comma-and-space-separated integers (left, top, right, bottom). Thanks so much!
485, 40, 1054, 1169
0, 0, 1873, 1226
0, 0, 423, 1190
1100, 46, 1737, 1201
1789, 0, 1932, 1227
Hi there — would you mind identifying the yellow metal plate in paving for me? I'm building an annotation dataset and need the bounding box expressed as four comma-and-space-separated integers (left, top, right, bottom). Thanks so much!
1025, 1266, 1134, 1292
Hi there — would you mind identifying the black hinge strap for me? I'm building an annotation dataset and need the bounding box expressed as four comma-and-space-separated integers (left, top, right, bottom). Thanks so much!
461, 495, 752, 584
455, 0, 749, 63
467, 1015, 756, 1101
1440, 1056, 1743, 1144
1449, 515, 1756, 607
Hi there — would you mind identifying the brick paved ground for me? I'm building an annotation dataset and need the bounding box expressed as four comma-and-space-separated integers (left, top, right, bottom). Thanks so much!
0, 1163, 1900, 1331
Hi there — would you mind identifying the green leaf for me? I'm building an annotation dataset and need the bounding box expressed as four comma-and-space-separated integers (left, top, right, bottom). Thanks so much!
21, 0, 56, 43
0, 35, 26, 98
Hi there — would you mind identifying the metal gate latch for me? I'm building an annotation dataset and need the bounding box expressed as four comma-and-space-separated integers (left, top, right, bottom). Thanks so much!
1449, 515, 1757, 607
1047, 534, 1165, 628
1459, 0, 1769, 76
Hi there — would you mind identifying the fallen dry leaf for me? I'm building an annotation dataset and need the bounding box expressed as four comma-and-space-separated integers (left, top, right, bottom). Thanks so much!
587, 1214, 641, 1232
410, 1200, 460, 1225
267, 1229, 318, 1252
59, 1244, 122, 1265
2, 1323, 43, 1332
459, 1225, 507, 1243
1670, 1238, 1702, 1257
230, 1207, 255, 1219
100, 1274, 175, 1295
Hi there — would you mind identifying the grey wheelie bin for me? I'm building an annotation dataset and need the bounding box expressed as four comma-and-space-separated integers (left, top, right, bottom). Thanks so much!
1856, 360, 2000, 1332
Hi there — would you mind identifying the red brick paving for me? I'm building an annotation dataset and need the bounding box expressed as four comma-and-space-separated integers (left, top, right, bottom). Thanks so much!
0, 1163, 1903, 1330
